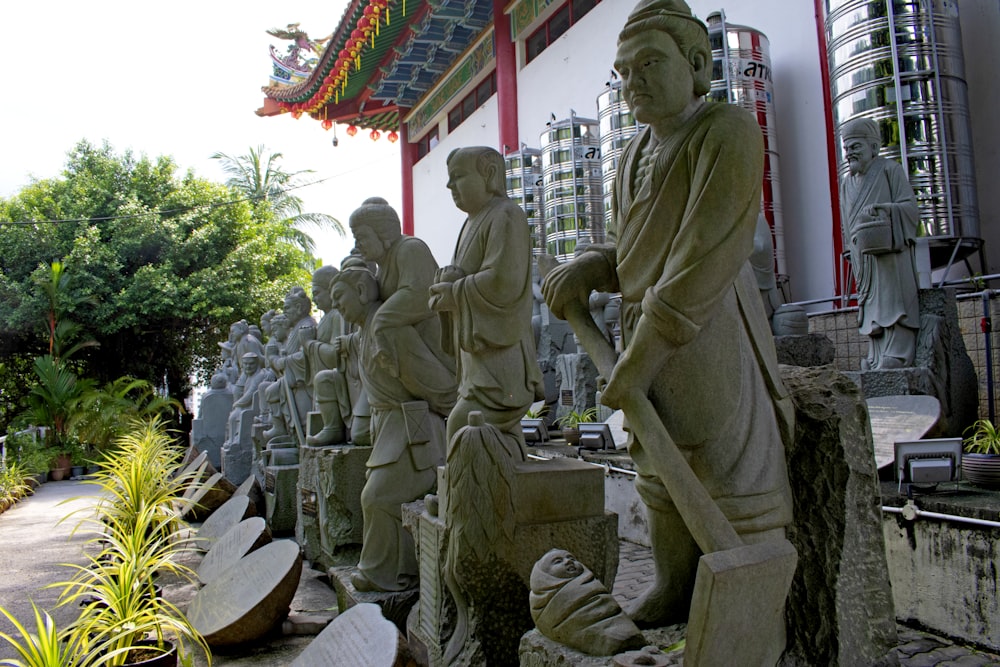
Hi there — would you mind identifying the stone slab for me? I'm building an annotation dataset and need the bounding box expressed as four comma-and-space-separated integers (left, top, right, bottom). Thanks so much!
604, 410, 628, 450
437, 456, 606, 526
197, 516, 272, 584
866, 395, 941, 470
232, 474, 265, 518
264, 464, 299, 535
329, 565, 420, 634
196, 494, 253, 551
187, 539, 303, 647
290, 602, 411, 667
774, 333, 835, 368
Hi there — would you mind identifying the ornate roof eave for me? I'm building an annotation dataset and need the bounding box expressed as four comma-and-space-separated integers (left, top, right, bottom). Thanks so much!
256, 0, 494, 133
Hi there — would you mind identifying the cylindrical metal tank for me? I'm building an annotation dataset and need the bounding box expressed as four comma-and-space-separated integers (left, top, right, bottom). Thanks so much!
597, 81, 643, 230
539, 114, 605, 263
826, 0, 980, 260
505, 147, 545, 256
707, 11, 787, 279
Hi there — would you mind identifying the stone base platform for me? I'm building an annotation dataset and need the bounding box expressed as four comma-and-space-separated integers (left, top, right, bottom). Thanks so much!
329, 564, 420, 634
264, 463, 299, 536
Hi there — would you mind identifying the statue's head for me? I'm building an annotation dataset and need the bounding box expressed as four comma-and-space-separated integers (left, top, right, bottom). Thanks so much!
349, 197, 402, 263
228, 319, 249, 343
842, 117, 881, 175
241, 352, 261, 374
209, 373, 228, 390
446, 147, 507, 214
311, 265, 340, 312
331, 256, 379, 325
270, 313, 291, 341
283, 287, 312, 323
260, 309, 276, 336
615, 0, 711, 127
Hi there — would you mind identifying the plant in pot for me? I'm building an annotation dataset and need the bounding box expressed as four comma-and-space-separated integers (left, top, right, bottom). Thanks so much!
0, 601, 91, 667
555, 407, 599, 446
521, 404, 550, 443
962, 418, 1000, 488
54, 417, 212, 666
0, 460, 34, 511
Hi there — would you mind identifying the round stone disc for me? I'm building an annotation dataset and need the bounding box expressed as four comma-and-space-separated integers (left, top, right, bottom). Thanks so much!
197, 516, 271, 584
188, 539, 303, 646
290, 603, 407, 667
195, 495, 252, 551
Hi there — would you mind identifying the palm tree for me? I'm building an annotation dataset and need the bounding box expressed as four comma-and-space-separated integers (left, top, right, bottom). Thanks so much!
211, 145, 344, 254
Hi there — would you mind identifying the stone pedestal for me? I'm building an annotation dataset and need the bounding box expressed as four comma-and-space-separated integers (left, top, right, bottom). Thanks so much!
774, 333, 835, 367
329, 565, 420, 634
296, 444, 371, 570
779, 365, 899, 667
265, 463, 300, 536
406, 457, 618, 667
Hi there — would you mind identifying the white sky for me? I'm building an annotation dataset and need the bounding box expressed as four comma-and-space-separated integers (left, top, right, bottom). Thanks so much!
0, 0, 403, 267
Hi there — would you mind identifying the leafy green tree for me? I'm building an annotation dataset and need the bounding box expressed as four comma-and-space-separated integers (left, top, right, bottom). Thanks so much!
211, 144, 345, 254
0, 140, 316, 433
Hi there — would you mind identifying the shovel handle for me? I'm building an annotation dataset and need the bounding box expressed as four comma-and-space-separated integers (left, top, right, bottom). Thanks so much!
562, 301, 742, 555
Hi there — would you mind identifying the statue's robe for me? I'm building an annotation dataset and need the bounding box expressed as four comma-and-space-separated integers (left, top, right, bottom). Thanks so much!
586, 102, 793, 533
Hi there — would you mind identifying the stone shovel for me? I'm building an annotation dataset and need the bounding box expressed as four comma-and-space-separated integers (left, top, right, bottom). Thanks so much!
556, 294, 797, 666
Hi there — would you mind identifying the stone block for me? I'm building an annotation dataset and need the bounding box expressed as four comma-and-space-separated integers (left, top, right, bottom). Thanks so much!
221, 408, 256, 485
774, 333, 835, 367
329, 565, 420, 634
265, 464, 300, 535
779, 365, 899, 667
296, 444, 371, 570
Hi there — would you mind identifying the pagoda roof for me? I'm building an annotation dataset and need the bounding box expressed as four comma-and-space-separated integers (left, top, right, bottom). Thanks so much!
257, 0, 494, 132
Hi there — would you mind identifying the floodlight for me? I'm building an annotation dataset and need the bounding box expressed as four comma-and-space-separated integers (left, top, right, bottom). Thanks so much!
894, 438, 963, 492
578, 423, 614, 450
522, 418, 550, 443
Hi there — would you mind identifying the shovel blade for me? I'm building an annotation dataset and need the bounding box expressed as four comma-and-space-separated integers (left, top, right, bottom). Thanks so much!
685, 538, 797, 667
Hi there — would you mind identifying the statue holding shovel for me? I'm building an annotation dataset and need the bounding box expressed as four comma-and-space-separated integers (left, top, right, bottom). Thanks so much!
542, 1, 796, 663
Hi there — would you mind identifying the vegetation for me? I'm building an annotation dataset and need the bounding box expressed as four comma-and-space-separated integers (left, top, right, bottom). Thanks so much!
0, 418, 212, 666
0, 140, 319, 433
963, 418, 1000, 455
555, 406, 599, 430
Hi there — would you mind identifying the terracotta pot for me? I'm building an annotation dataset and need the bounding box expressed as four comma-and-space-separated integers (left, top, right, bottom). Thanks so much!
562, 427, 581, 446
122, 640, 177, 667
962, 453, 1000, 488
49, 454, 72, 481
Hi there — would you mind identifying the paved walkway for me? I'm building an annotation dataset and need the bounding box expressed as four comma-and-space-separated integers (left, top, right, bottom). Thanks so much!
2, 480, 999, 666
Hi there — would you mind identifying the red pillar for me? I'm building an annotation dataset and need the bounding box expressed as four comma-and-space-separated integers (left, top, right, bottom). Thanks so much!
398, 113, 416, 236
494, 3, 519, 153
814, 0, 844, 296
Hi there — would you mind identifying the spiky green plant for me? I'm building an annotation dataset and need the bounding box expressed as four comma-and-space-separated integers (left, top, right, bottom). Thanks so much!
554, 406, 599, 429
0, 601, 89, 667
0, 461, 34, 506
964, 419, 1000, 455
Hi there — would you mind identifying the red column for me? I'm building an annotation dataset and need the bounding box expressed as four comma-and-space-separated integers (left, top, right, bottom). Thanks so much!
398, 113, 416, 236
494, 3, 519, 152
814, 0, 844, 296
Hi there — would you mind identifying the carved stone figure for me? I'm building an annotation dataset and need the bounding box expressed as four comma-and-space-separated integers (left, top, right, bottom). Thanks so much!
839, 117, 920, 371
429, 146, 543, 662
430, 147, 543, 445
263, 287, 317, 445
301, 266, 351, 446
529, 549, 645, 656
542, 0, 795, 649
332, 258, 456, 592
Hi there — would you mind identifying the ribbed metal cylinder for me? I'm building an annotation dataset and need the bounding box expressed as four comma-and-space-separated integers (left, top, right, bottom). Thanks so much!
707, 11, 787, 278
539, 115, 605, 263
826, 0, 979, 248
505, 148, 545, 256
597, 81, 643, 230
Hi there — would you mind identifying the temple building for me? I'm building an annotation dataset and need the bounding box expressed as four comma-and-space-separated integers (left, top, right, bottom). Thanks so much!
257, 0, 1000, 308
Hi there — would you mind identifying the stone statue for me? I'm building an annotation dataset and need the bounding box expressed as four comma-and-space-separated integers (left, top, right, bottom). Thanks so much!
839, 116, 920, 371
298, 265, 350, 446
529, 549, 645, 656
430, 147, 543, 445
429, 146, 543, 663
331, 257, 456, 592
542, 0, 795, 646
263, 287, 317, 445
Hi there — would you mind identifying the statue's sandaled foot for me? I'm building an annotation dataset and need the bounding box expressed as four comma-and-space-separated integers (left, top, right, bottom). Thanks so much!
622, 584, 688, 629
878, 356, 906, 370
262, 422, 287, 441
306, 425, 345, 446
351, 571, 378, 593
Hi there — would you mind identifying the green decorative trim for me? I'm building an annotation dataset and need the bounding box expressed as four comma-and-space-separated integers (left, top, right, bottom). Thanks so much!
510, 0, 561, 40
407, 29, 495, 137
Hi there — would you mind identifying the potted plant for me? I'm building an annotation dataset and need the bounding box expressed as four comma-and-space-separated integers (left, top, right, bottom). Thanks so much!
962, 418, 1000, 488
555, 407, 599, 446
0, 601, 90, 667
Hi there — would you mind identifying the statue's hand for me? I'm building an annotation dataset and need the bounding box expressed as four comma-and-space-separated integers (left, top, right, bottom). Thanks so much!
428, 282, 457, 312
435, 265, 465, 283
541, 253, 609, 320
601, 319, 670, 411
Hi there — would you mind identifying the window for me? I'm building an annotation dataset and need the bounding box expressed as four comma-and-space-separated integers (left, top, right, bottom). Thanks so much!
524, 0, 603, 65
416, 126, 439, 162
447, 72, 497, 133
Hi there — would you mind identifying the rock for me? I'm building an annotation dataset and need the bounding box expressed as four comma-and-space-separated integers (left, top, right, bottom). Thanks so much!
774, 333, 835, 367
